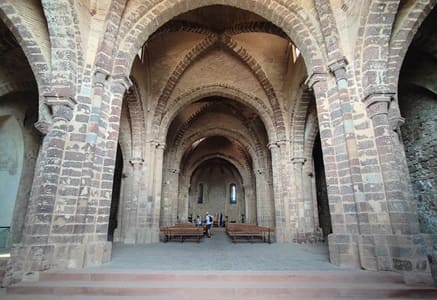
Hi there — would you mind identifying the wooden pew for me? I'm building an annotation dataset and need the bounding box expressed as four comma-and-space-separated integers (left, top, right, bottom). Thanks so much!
160, 224, 204, 242
226, 223, 274, 243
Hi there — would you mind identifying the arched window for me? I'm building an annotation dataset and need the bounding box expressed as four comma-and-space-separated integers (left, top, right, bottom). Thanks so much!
197, 183, 203, 204
230, 183, 237, 204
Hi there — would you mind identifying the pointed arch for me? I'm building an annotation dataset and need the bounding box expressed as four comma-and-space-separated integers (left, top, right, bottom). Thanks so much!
0, 1, 51, 123
124, 78, 146, 160
387, 0, 436, 95
159, 84, 276, 144
290, 86, 314, 159
110, 0, 327, 90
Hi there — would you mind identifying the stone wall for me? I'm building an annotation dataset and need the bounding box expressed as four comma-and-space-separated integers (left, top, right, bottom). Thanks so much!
399, 88, 437, 278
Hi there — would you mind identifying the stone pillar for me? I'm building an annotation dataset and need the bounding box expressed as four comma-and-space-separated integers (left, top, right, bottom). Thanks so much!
113, 158, 129, 242
152, 143, 165, 240
81, 75, 130, 266
161, 167, 179, 226
269, 142, 291, 242
3, 96, 78, 286
307, 72, 361, 268
243, 181, 256, 224
176, 174, 190, 225
170, 169, 186, 222
119, 158, 143, 243
300, 159, 318, 241
365, 94, 416, 234
138, 141, 165, 243
291, 157, 307, 242
363, 93, 432, 284
255, 168, 272, 227
303, 160, 320, 239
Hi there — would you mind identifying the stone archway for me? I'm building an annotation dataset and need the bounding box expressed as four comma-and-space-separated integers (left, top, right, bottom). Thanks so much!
160, 93, 273, 229
0, 19, 41, 251
188, 157, 246, 225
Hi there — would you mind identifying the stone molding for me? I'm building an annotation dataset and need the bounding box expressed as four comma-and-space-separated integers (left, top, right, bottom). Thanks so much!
34, 120, 51, 135
44, 95, 76, 123
328, 57, 348, 88
364, 93, 394, 119
304, 72, 329, 89
129, 158, 144, 167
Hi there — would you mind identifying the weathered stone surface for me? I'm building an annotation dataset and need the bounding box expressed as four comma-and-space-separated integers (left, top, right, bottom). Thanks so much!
0, 0, 435, 287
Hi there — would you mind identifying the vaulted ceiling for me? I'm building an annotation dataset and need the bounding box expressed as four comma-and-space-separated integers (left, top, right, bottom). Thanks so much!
129, 5, 299, 177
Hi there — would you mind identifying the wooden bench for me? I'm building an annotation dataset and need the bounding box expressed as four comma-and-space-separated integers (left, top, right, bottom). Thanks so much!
160, 224, 204, 242
226, 223, 274, 243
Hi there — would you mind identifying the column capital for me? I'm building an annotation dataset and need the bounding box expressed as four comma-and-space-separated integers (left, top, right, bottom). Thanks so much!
147, 140, 166, 149
93, 69, 110, 88
291, 156, 306, 164
44, 95, 76, 123
129, 158, 144, 167
328, 57, 348, 73
304, 71, 329, 89
111, 75, 133, 91
256, 168, 265, 175
364, 93, 394, 119
328, 57, 348, 89
267, 142, 279, 150
268, 140, 289, 150
34, 120, 51, 135
44, 95, 76, 109
276, 139, 289, 146
168, 168, 179, 174
388, 103, 405, 131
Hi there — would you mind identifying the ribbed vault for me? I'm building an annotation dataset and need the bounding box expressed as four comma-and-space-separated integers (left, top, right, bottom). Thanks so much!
160, 93, 271, 225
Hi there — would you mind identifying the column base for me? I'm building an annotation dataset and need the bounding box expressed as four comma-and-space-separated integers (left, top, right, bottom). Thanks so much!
2, 241, 111, 286
329, 233, 434, 286
328, 233, 361, 268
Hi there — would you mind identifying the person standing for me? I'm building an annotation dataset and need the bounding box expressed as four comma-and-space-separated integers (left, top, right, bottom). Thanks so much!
195, 215, 202, 227
205, 212, 213, 238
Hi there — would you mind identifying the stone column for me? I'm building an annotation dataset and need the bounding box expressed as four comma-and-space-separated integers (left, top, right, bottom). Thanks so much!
243, 181, 256, 224
303, 160, 320, 239
176, 173, 191, 225
291, 156, 306, 242
169, 168, 187, 222
298, 158, 318, 241
161, 167, 179, 226
138, 141, 165, 243
269, 142, 291, 242
3, 96, 76, 286
307, 72, 361, 268
113, 158, 129, 242
151, 143, 166, 241
119, 158, 143, 243
363, 93, 432, 284
255, 168, 271, 227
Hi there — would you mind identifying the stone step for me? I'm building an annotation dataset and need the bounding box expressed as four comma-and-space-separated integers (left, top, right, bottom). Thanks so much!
7, 285, 437, 298
36, 270, 405, 284
7, 270, 437, 298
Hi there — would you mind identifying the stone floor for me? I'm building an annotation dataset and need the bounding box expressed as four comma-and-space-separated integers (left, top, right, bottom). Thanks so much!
97, 229, 339, 272
2, 230, 434, 299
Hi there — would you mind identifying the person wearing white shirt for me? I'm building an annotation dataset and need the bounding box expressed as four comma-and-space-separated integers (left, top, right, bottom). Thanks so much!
205, 212, 213, 238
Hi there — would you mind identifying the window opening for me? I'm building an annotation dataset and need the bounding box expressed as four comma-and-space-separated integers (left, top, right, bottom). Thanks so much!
230, 183, 237, 204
